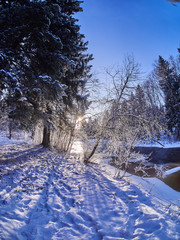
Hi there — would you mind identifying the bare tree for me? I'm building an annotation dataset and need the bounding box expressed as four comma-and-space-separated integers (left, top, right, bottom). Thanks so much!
83, 55, 143, 166
80, 55, 166, 179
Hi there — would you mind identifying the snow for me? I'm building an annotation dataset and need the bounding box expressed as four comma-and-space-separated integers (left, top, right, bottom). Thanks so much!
165, 167, 180, 175
0, 136, 180, 240
0, 133, 31, 146
137, 140, 180, 148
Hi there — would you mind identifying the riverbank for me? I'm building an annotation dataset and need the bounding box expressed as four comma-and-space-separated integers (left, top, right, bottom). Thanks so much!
109, 156, 180, 192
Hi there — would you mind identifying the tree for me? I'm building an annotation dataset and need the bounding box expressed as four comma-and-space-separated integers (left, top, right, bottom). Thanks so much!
166, 0, 180, 6
80, 55, 168, 178
141, 75, 166, 139
155, 55, 180, 140
83, 56, 143, 167
0, 0, 92, 148
130, 85, 146, 116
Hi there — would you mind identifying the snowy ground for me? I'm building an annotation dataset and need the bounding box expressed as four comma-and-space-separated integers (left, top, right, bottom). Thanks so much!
137, 139, 180, 148
0, 135, 180, 240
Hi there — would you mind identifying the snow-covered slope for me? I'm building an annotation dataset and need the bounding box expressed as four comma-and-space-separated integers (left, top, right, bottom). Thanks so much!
0, 137, 180, 240
137, 140, 180, 148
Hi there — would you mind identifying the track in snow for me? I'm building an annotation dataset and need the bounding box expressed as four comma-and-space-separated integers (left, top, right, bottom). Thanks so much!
0, 141, 180, 240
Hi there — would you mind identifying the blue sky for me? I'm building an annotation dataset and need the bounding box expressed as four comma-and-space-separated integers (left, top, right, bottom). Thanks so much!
76, 0, 180, 76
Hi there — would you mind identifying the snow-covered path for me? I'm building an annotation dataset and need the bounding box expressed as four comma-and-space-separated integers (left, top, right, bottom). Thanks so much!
0, 139, 180, 240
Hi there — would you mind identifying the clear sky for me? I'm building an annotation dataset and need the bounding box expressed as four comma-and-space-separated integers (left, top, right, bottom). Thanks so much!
76, 0, 180, 76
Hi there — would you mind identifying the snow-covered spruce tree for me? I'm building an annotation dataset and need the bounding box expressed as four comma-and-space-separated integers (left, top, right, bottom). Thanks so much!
155, 55, 180, 140
142, 73, 166, 140
127, 84, 166, 142
0, 0, 92, 148
142, 74, 164, 115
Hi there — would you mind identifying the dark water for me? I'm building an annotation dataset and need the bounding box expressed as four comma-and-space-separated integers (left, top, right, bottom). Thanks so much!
115, 161, 180, 192
133, 146, 180, 192
134, 146, 180, 164
162, 170, 180, 192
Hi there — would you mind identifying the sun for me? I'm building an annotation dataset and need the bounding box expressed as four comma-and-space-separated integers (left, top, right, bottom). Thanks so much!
75, 116, 83, 130
76, 116, 83, 123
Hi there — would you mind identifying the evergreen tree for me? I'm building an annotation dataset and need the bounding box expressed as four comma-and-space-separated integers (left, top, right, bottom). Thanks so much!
133, 85, 146, 116
156, 55, 180, 139
0, 0, 92, 147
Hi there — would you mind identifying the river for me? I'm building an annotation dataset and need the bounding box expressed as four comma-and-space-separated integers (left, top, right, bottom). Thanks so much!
70, 140, 180, 192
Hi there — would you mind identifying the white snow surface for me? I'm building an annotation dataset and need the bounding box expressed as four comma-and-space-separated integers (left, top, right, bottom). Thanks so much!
0, 136, 180, 240
165, 167, 180, 175
137, 140, 180, 148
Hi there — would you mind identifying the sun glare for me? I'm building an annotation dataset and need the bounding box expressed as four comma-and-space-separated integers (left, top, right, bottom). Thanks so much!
77, 116, 83, 123
75, 116, 83, 130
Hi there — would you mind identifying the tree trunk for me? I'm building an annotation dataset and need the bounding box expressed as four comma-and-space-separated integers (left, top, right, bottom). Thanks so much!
8, 121, 12, 139
66, 128, 75, 153
42, 125, 51, 148
84, 138, 101, 163
175, 128, 180, 141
